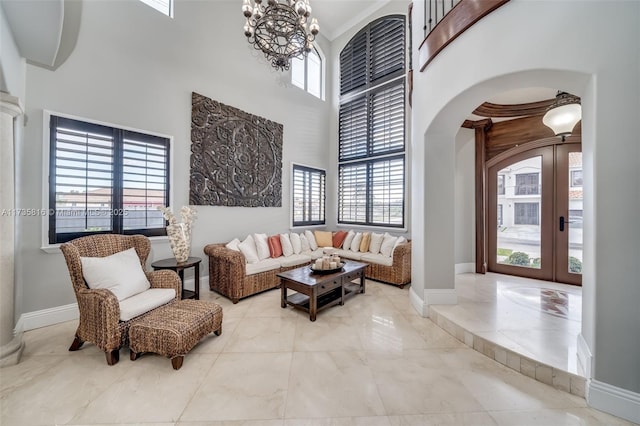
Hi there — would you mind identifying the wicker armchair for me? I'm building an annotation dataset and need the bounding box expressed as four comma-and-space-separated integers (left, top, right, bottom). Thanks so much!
60, 234, 181, 365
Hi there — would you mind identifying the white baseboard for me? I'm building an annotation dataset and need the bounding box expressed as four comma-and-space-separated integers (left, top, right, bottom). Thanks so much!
588, 380, 640, 424
409, 286, 457, 317
409, 285, 427, 317
455, 263, 475, 274
424, 288, 458, 306
577, 333, 592, 379
20, 303, 79, 331
17, 274, 211, 332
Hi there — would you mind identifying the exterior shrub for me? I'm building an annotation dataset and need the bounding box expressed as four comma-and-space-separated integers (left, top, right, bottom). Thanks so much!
569, 256, 583, 273
506, 251, 530, 266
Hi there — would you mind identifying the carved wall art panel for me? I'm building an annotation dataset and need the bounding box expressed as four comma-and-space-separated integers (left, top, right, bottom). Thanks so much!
190, 92, 283, 207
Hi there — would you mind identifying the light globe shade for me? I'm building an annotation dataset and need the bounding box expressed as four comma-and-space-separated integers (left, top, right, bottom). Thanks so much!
542, 103, 582, 137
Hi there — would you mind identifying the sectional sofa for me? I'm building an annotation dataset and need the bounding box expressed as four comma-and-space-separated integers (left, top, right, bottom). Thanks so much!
203, 230, 411, 303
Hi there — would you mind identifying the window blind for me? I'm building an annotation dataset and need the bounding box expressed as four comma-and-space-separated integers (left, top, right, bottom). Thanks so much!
292, 164, 326, 226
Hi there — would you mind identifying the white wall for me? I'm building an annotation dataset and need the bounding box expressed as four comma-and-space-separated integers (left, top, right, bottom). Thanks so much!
17, 0, 332, 315
411, 0, 640, 419
454, 128, 474, 265
0, 3, 25, 98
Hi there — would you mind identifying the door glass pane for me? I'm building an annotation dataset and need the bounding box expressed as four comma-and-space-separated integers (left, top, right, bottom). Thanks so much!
496, 156, 542, 268
568, 152, 583, 274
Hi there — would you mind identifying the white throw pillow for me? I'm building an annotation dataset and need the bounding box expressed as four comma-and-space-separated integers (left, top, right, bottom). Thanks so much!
350, 232, 363, 252
290, 232, 302, 254
304, 230, 318, 250
81, 247, 151, 301
280, 233, 294, 257
343, 230, 355, 250
238, 235, 260, 264
369, 232, 384, 254
225, 238, 241, 251
380, 233, 399, 257
392, 236, 408, 255
253, 233, 270, 260
300, 233, 311, 252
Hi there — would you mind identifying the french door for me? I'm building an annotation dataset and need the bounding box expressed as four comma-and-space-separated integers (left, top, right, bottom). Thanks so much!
487, 142, 582, 285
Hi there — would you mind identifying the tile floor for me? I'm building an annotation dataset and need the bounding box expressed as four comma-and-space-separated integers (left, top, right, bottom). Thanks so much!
1, 276, 635, 425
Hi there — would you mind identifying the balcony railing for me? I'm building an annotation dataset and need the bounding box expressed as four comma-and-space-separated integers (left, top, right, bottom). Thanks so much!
417, 0, 510, 71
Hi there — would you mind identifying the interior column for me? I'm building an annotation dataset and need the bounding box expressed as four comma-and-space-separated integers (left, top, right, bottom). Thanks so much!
0, 91, 24, 367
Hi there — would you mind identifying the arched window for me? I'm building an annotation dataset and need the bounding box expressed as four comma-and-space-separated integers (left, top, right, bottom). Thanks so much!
291, 46, 324, 99
338, 15, 406, 227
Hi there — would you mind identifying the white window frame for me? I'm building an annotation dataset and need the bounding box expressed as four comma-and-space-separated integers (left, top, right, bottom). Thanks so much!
41, 110, 174, 253
291, 45, 325, 100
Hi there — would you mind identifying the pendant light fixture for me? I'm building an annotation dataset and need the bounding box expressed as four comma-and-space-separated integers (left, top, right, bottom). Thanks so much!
542, 91, 581, 141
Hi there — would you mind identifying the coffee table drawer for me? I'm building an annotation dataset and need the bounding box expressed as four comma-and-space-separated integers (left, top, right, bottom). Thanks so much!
341, 271, 361, 283
317, 279, 342, 295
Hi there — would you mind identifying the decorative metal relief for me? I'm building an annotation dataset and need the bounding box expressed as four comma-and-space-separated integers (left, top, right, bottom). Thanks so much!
189, 92, 283, 207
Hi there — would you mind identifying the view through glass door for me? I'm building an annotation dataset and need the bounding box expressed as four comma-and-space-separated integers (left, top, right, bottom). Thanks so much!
487, 143, 583, 285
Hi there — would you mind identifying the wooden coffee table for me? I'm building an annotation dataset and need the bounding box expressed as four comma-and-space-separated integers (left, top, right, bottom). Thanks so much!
277, 260, 367, 321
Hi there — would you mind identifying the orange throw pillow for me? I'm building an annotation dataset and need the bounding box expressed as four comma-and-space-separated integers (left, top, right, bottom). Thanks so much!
359, 232, 371, 252
333, 230, 348, 248
268, 235, 283, 258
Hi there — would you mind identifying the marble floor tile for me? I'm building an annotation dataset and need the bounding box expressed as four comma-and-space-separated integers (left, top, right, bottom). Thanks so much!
284, 351, 386, 418
223, 316, 296, 353
70, 353, 216, 424
1, 353, 128, 425
293, 316, 365, 352
179, 352, 292, 422
367, 349, 485, 415
488, 407, 637, 425
355, 312, 429, 354
387, 412, 498, 425
284, 416, 392, 425
402, 314, 466, 349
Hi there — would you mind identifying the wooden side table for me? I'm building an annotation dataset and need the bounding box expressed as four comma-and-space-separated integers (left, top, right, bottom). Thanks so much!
151, 257, 202, 300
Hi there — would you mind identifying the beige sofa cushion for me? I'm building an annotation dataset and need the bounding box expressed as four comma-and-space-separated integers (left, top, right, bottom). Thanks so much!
246, 258, 281, 276
360, 253, 394, 267
279, 254, 312, 268
333, 248, 362, 260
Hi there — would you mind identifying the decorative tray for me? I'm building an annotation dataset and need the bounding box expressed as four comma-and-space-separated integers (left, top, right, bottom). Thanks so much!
310, 262, 345, 274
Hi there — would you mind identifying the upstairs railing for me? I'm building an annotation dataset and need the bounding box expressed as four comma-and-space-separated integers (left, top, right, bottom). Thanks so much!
422, 0, 462, 36
417, 0, 510, 71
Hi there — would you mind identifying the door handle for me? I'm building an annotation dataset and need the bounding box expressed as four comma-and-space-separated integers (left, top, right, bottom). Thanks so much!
559, 216, 565, 232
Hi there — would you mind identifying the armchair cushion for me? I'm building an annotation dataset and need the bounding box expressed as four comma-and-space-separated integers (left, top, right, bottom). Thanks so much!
119, 288, 176, 321
80, 247, 150, 301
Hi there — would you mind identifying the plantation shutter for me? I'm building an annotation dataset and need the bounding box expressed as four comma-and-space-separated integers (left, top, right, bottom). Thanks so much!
370, 157, 404, 225
292, 165, 325, 226
122, 131, 169, 231
369, 17, 405, 83
370, 82, 405, 155
338, 163, 368, 223
340, 31, 367, 95
339, 96, 368, 160
50, 116, 115, 240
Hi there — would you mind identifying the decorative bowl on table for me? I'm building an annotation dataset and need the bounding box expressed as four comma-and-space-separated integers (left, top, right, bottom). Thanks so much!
310, 262, 345, 274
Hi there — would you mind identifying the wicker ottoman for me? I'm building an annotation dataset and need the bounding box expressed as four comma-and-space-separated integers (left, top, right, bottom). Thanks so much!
129, 299, 223, 370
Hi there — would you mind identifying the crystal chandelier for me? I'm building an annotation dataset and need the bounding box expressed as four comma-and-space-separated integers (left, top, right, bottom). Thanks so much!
242, 0, 320, 71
